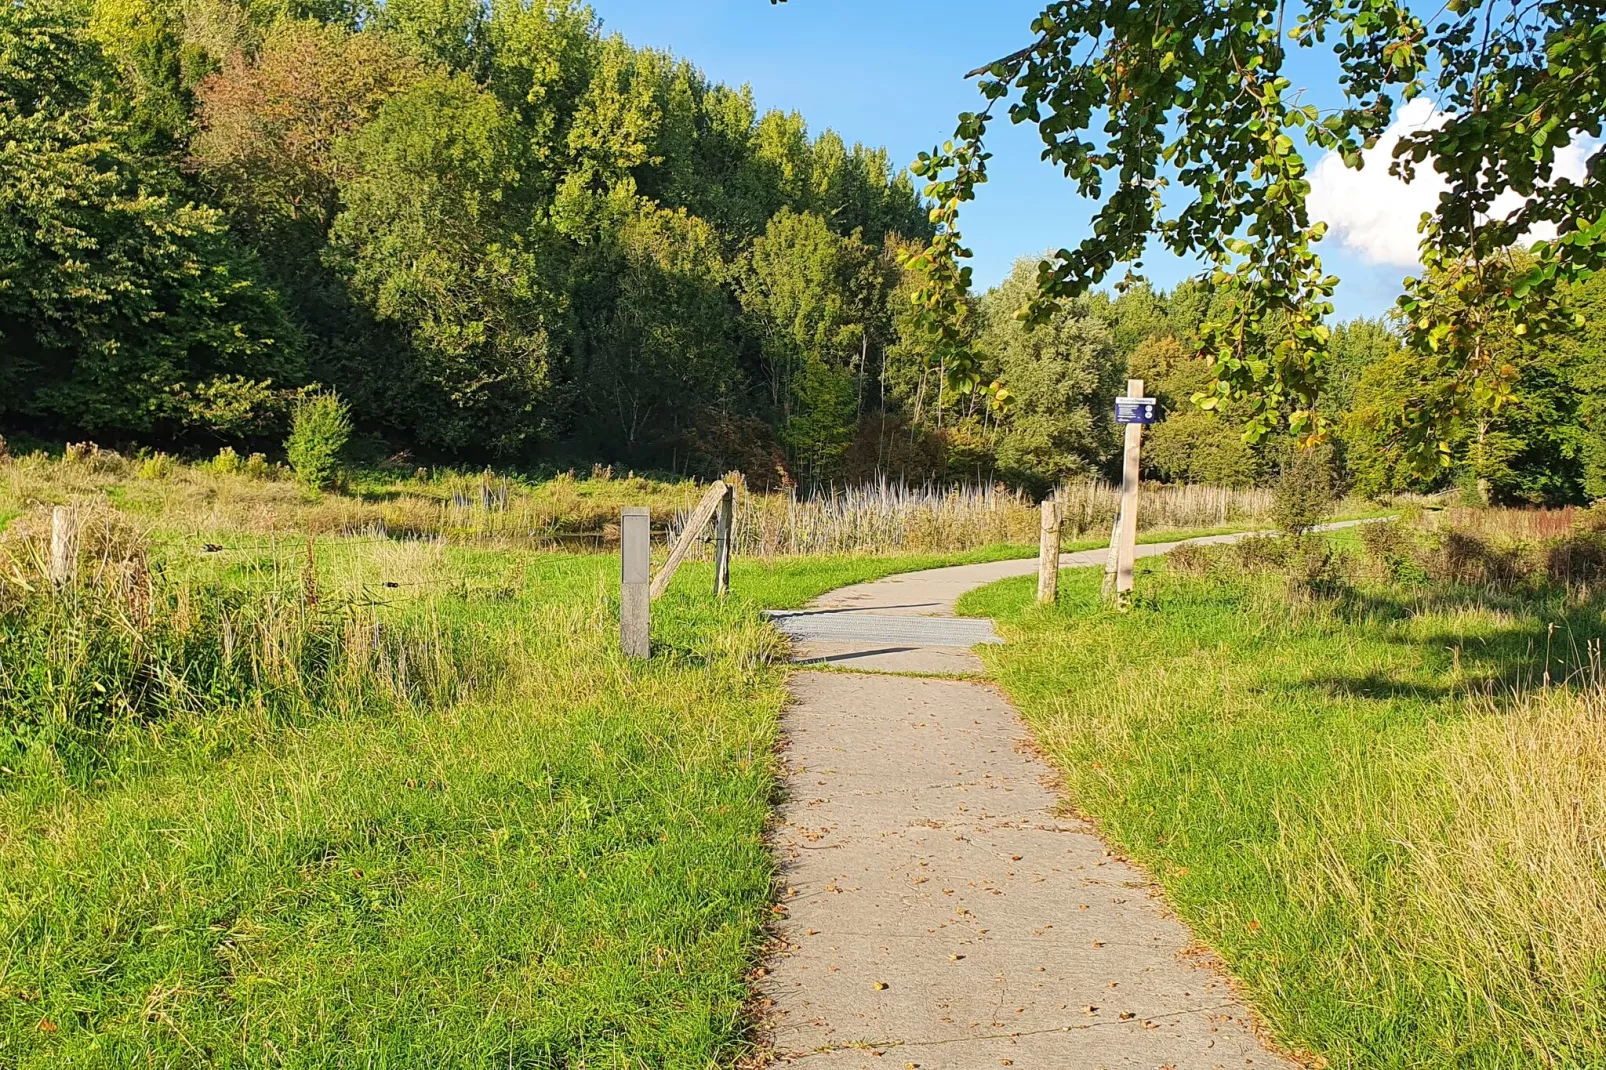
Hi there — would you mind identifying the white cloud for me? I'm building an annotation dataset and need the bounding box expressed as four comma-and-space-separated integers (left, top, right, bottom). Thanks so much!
1308, 96, 1596, 267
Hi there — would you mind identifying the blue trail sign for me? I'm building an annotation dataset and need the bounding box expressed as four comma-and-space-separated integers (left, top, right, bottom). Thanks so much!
1115, 396, 1158, 425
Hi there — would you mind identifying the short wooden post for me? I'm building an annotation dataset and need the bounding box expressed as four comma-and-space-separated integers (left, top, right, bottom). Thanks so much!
620, 507, 651, 659
1036, 498, 1063, 604
1114, 377, 1145, 605
713, 484, 733, 598
49, 505, 77, 589
1100, 508, 1122, 602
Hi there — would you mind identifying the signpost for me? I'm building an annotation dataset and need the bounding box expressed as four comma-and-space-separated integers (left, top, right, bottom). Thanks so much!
1108, 379, 1152, 607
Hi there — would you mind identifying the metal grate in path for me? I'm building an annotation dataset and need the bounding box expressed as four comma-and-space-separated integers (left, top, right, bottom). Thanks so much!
764, 611, 1001, 647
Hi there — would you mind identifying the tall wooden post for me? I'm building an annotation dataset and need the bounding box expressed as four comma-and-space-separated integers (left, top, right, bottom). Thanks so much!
1114, 377, 1145, 604
713, 484, 733, 598
1036, 498, 1063, 604
620, 507, 651, 659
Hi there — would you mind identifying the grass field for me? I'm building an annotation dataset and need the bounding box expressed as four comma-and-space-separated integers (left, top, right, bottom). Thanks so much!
0, 449, 1414, 1067
0, 477, 1037, 1068
957, 540, 1606, 1069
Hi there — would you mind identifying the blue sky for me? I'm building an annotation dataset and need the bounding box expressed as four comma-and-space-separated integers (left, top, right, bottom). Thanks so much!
589, 0, 1427, 321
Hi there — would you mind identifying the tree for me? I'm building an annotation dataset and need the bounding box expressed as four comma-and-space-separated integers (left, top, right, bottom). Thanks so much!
328, 71, 560, 455
191, 20, 421, 230
1132, 336, 1270, 486
1341, 264, 1588, 505
1560, 272, 1606, 500
739, 208, 889, 482
567, 191, 742, 458
906, 0, 1605, 468
979, 259, 1122, 488
0, 5, 297, 441
286, 390, 351, 489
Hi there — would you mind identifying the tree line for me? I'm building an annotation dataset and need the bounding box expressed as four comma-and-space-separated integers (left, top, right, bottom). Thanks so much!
3, 0, 1601, 503
1, 0, 933, 484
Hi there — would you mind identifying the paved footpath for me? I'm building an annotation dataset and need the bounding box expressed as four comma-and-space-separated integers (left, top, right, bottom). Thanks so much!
759, 533, 1308, 1069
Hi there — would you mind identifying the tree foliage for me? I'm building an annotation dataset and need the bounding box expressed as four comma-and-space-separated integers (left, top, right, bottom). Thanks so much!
9, 0, 1605, 504
910, 0, 1605, 466
0, 3, 297, 438
4, 0, 933, 478
979, 260, 1121, 487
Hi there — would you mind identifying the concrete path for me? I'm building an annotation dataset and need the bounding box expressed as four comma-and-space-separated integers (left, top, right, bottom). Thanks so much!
760, 532, 1306, 1068
768, 529, 1285, 677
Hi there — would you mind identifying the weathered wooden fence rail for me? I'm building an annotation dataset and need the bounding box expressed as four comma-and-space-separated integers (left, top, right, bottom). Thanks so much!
620, 480, 735, 659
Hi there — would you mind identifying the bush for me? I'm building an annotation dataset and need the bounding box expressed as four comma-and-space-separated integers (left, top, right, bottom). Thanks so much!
1358, 520, 1428, 583
63, 442, 129, 476
137, 452, 175, 480
211, 446, 243, 475
286, 392, 352, 490
242, 452, 278, 481
1274, 444, 1337, 536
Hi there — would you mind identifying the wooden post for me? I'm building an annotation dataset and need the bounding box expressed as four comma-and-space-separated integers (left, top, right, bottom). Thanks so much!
620, 506, 651, 659
1036, 498, 1063, 604
713, 483, 733, 598
650, 480, 729, 601
49, 505, 77, 589
1115, 377, 1145, 605
1100, 508, 1122, 602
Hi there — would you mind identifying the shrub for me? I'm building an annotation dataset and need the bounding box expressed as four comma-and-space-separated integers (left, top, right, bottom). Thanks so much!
1285, 538, 1355, 600
1273, 444, 1337, 536
211, 446, 243, 475
137, 452, 175, 480
286, 392, 352, 490
1420, 529, 1533, 590
1230, 533, 1296, 572
62, 442, 129, 475
242, 452, 278, 481
1544, 531, 1606, 588
1165, 543, 1216, 577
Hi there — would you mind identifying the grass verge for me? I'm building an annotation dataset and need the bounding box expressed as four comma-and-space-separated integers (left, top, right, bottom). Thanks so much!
956, 556, 1606, 1069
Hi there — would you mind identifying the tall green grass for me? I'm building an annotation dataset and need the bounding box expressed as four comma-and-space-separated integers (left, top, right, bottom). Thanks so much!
0, 488, 1032, 1067
958, 540, 1606, 1069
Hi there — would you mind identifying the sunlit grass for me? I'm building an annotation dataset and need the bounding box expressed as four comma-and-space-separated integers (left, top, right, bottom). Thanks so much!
0, 470, 1036, 1066
958, 555, 1606, 1069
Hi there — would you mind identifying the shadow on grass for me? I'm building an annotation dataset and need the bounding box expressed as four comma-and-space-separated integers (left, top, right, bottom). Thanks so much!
1300, 582, 1606, 703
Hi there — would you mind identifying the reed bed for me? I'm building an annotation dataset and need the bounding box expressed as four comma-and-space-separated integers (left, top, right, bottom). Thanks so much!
1054, 480, 1278, 537
1426, 505, 1585, 541
669, 479, 1284, 558
724, 482, 1038, 556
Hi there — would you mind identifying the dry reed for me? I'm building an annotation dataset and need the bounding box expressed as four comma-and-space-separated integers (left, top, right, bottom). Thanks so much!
670, 479, 1284, 558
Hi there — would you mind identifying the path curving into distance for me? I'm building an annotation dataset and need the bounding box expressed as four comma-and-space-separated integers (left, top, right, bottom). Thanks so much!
755, 528, 1356, 1067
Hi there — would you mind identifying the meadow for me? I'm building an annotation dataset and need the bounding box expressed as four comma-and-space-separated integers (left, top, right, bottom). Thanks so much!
0, 453, 1044, 1067
5, 446, 1546, 1069
957, 513, 1606, 1069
